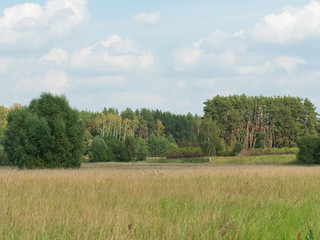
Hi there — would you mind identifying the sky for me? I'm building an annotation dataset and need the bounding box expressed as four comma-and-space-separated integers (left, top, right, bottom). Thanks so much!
0, 0, 320, 115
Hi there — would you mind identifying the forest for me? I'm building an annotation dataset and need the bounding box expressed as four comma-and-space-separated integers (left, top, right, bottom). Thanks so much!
0, 94, 319, 166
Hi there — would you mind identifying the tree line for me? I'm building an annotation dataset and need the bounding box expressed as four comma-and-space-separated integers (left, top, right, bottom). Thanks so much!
203, 95, 319, 151
80, 107, 201, 150
0, 93, 319, 168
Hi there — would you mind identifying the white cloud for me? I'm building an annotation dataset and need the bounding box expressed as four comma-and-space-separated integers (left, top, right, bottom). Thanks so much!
16, 69, 69, 94
275, 56, 306, 74
42, 69, 69, 93
173, 30, 247, 71
70, 35, 155, 72
39, 48, 68, 64
0, 0, 88, 48
252, 0, 320, 43
237, 61, 274, 74
132, 11, 161, 26
173, 45, 203, 71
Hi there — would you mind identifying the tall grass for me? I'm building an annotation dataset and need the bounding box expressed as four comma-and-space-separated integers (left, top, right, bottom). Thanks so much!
0, 165, 319, 239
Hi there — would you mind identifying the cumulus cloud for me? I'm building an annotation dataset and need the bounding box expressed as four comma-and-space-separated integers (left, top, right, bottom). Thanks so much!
16, 69, 69, 94
39, 48, 68, 64
132, 12, 161, 26
173, 45, 203, 71
251, 0, 320, 43
0, 0, 88, 48
275, 56, 306, 74
237, 62, 274, 74
173, 31, 245, 71
70, 35, 155, 72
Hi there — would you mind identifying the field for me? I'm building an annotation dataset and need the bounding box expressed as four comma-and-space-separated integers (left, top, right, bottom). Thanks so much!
0, 156, 319, 239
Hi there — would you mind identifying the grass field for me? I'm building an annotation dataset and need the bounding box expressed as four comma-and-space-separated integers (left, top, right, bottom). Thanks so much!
145, 154, 297, 165
1, 156, 319, 239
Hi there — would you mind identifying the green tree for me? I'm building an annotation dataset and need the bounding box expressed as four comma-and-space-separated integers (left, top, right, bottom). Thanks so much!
232, 141, 243, 156
121, 107, 135, 120
104, 136, 128, 162
4, 93, 85, 169
0, 106, 8, 144
297, 136, 320, 164
147, 133, 170, 157
136, 138, 149, 161
198, 117, 221, 162
89, 137, 111, 162
125, 136, 138, 161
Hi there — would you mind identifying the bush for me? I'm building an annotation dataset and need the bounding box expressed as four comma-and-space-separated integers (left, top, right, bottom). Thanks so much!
232, 141, 243, 156
125, 136, 138, 161
297, 136, 320, 164
136, 138, 149, 161
166, 147, 205, 159
147, 134, 170, 157
249, 147, 299, 156
104, 136, 128, 162
89, 137, 111, 162
0, 145, 10, 166
4, 93, 85, 169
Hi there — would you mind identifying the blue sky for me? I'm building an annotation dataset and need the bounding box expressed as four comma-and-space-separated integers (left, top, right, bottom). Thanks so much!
0, 0, 319, 114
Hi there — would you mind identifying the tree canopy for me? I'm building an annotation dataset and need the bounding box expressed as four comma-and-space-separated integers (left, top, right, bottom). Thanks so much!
203, 95, 318, 149
4, 93, 85, 169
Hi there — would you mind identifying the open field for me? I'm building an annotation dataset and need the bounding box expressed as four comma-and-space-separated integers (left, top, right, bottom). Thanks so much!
145, 154, 297, 165
0, 162, 319, 239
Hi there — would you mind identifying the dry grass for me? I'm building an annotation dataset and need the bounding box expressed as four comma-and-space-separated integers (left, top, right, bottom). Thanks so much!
0, 164, 319, 239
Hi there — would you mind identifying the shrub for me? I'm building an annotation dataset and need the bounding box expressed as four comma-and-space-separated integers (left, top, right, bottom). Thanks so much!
4, 93, 85, 169
166, 147, 205, 159
125, 136, 138, 161
297, 136, 320, 164
232, 141, 243, 156
104, 136, 128, 162
0, 145, 10, 166
249, 147, 299, 156
147, 134, 170, 157
89, 137, 111, 162
136, 138, 149, 161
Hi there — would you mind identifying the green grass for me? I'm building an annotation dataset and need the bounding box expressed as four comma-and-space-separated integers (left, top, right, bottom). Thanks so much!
146, 154, 296, 165
0, 165, 319, 239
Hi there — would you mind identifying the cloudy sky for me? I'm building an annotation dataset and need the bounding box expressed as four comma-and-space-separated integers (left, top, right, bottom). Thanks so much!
1, 0, 320, 115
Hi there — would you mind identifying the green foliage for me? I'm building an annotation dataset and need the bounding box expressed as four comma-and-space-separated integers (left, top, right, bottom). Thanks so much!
136, 138, 149, 161
306, 229, 314, 240
204, 95, 318, 149
166, 147, 205, 159
104, 136, 128, 162
0, 145, 10, 166
89, 137, 111, 162
121, 107, 135, 120
4, 93, 85, 169
198, 117, 222, 156
250, 147, 299, 156
124, 136, 138, 161
297, 136, 320, 164
0, 106, 8, 142
147, 133, 170, 157
233, 141, 243, 156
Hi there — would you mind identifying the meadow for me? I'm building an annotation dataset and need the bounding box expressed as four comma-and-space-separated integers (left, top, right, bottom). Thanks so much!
0, 157, 319, 239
